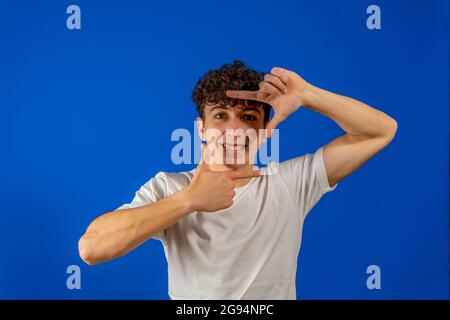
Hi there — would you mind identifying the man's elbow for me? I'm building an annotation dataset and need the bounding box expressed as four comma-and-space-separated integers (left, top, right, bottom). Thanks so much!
387, 117, 398, 139
381, 116, 398, 144
78, 235, 99, 266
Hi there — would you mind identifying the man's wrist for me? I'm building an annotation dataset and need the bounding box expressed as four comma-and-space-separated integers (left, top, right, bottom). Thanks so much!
299, 83, 319, 108
177, 187, 197, 214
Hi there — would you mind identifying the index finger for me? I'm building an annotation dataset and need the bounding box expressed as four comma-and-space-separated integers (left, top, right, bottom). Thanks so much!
226, 90, 260, 101
227, 169, 261, 180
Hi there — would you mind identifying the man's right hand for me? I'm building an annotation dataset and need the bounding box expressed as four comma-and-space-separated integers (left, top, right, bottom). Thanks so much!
183, 144, 261, 212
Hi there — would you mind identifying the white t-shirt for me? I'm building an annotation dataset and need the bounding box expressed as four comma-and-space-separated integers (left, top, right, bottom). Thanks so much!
116, 147, 336, 300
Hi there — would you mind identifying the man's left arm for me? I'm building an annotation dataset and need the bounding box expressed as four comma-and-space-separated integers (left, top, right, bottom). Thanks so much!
226, 66, 398, 187
301, 84, 397, 187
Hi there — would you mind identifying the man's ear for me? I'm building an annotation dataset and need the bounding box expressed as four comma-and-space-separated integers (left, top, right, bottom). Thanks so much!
196, 117, 205, 141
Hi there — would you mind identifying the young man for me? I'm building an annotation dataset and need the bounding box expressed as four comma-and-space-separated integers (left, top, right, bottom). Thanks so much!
78, 61, 397, 299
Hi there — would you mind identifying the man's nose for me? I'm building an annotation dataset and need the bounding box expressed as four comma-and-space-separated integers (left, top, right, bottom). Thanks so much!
223, 126, 248, 144
218, 115, 253, 142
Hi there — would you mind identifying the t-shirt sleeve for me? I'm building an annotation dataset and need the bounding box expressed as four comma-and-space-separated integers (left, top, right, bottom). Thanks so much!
115, 172, 168, 242
276, 147, 337, 220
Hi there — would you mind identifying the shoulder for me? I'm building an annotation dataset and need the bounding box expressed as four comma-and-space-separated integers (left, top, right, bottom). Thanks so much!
264, 148, 326, 183
144, 169, 194, 196
264, 152, 315, 177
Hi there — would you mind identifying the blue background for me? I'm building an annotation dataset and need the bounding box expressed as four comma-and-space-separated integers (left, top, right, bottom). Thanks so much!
0, 0, 448, 299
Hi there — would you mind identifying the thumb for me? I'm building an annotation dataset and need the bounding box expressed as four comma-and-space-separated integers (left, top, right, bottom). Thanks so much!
196, 143, 212, 172
265, 113, 286, 137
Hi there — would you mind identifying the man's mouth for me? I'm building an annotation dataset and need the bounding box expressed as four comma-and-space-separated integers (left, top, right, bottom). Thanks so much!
218, 143, 248, 151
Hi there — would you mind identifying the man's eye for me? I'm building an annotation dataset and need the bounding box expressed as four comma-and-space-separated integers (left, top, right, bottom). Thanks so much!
214, 113, 227, 119
242, 114, 257, 121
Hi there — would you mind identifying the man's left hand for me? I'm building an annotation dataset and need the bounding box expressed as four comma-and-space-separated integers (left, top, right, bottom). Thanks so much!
226, 67, 309, 136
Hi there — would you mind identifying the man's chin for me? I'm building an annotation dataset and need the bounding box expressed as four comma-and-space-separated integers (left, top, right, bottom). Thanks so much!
214, 148, 254, 170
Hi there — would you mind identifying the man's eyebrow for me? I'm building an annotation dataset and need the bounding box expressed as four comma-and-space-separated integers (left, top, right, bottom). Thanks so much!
209, 105, 230, 112
208, 104, 261, 114
241, 106, 262, 114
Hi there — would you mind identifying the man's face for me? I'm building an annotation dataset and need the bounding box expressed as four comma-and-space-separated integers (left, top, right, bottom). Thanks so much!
198, 103, 266, 170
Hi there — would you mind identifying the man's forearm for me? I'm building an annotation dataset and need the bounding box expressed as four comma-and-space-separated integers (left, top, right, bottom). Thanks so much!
302, 84, 397, 138
78, 189, 193, 265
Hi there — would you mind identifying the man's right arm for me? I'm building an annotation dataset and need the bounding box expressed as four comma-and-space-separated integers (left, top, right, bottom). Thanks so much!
78, 188, 193, 266
78, 154, 261, 266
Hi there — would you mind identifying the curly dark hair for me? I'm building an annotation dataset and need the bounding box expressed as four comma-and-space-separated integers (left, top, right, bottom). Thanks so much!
192, 60, 271, 124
